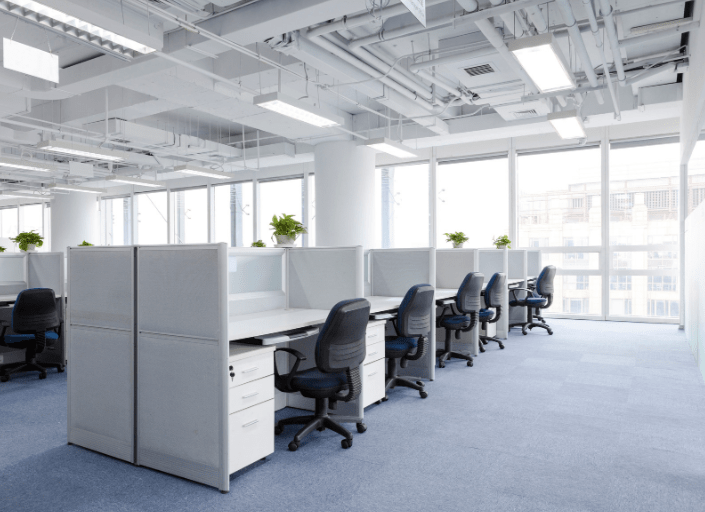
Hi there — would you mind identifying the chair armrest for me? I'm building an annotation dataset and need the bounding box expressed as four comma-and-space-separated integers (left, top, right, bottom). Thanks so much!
273, 347, 307, 393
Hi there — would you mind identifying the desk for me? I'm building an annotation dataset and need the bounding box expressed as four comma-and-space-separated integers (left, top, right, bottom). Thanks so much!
228, 308, 329, 341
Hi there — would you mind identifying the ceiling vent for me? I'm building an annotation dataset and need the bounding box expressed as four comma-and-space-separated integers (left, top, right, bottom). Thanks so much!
464, 64, 494, 77
513, 109, 539, 119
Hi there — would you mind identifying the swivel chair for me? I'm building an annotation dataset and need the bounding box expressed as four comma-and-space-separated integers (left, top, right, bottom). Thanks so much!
383, 284, 435, 399
273, 298, 370, 452
479, 273, 507, 351
436, 272, 484, 368
0, 288, 63, 382
509, 265, 556, 335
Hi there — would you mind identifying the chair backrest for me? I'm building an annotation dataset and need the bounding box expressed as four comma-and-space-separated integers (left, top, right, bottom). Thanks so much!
397, 284, 435, 338
484, 273, 506, 309
456, 272, 484, 314
536, 265, 556, 297
316, 298, 371, 374
12, 288, 60, 334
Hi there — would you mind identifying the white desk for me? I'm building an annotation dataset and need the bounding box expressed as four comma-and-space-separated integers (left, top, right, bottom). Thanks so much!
228, 308, 330, 341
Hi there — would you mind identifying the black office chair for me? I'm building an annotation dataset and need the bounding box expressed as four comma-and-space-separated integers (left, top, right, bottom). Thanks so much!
383, 284, 435, 400
479, 273, 507, 351
436, 272, 484, 368
509, 265, 556, 335
273, 298, 370, 452
0, 288, 63, 382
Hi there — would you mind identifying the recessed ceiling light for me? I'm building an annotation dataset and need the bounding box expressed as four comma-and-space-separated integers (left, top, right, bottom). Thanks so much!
37, 140, 126, 162
508, 33, 576, 93
45, 183, 106, 194
253, 92, 343, 128
547, 110, 587, 140
104, 175, 165, 188
362, 138, 418, 158
0, 156, 57, 173
174, 165, 232, 180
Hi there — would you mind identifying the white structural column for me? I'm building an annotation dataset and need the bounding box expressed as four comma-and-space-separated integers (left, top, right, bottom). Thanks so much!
50, 192, 99, 253
314, 141, 376, 248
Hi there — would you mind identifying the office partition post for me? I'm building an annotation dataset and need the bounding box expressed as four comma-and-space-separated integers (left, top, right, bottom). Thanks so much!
507, 250, 528, 327
478, 248, 510, 339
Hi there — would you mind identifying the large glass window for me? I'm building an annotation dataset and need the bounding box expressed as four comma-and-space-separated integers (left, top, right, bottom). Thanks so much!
19, 204, 46, 251
136, 191, 167, 244
213, 182, 253, 247
259, 178, 304, 247
171, 187, 208, 244
0, 207, 18, 239
437, 157, 508, 248
375, 163, 430, 248
307, 174, 316, 247
688, 140, 705, 215
101, 196, 132, 246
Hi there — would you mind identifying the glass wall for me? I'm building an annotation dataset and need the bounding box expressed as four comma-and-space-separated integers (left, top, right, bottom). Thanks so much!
136, 191, 167, 244
213, 182, 253, 247
171, 187, 208, 244
307, 175, 316, 247
101, 196, 132, 246
687, 140, 705, 215
259, 178, 304, 247
437, 157, 508, 248
375, 163, 430, 248
0, 207, 18, 243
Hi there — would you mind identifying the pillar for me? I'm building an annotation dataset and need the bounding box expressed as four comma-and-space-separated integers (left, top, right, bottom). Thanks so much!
50, 192, 99, 254
314, 141, 376, 248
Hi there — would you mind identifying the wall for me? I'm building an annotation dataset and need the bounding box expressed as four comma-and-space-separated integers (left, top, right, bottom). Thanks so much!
51, 193, 99, 253
685, 196, 705, 379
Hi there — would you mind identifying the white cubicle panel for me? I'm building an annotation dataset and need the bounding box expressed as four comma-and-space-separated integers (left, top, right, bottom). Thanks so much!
67, 246, 136, 464
686, 204, 705, 380
288, 247, 364, 310
136, 244, 230, 492
478, 249, 509, 339
507, 250, 528, 326
527, 249, 541, 277
435, 249, 479, 289
228, 248, 286, 315
27, 252, 63, 292
0, 253, 26, 295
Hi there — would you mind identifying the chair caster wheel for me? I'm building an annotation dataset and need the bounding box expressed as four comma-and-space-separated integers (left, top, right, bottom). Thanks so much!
317, 426, 326, 432
548, 330, 553, 335
416, 380, 424, 387
467, 360, 473, 367
57, 366, 65, 373
499, 344, 505, 350
356, 423, 367, 433
39, 372, 47, 380
288, 441, 299, 452
274, 425, 283, 435
220, 490, 229, 494
522, 331, 527, 336
419, 391, 428, 399
0, 375, 8, 383
439, 361, 445, 368
381, 396, 388, 402
341, 438, 353, 449
375, 400, 381, 405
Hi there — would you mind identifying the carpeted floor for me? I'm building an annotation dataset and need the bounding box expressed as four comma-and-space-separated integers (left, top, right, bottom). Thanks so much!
2, 319, 705, 512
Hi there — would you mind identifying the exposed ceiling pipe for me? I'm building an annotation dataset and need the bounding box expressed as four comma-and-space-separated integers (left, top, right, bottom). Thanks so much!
489, 0, 525, 37
582, 0, 620, 120
409, 45, 496, 72
597, 0, 627, 87
619, 20, 699, 49
555, 0, 605, 104
349, 12, 465, 49
524, 4, 548, 33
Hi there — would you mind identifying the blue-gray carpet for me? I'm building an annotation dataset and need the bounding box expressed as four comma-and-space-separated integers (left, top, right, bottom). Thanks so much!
2, 320, 705, 511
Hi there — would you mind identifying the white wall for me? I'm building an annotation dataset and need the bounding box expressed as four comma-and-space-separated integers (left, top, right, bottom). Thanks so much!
50, 192, 99, 253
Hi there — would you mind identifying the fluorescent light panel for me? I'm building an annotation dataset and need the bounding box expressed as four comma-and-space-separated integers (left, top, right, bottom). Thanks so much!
363, 138, 418, 158
508, 33, 576, 93
0, 156, 57, 172
254, 92, 343, 128
0, 191, 53, 199
547, 110, 587, 140
174, 165, 231, 180
37, 140, 125, 162
104, 175, 165, 188
3, 38, 59, 83
46, 183, 106, 194
10, 0, 155, 54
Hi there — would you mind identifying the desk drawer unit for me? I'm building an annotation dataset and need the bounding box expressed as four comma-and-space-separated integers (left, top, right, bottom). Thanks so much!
361, 358, 386, 408
366, 322, 385, 347
229, 352, 273, 388
228, 399, 274, 474
229, 376, 275, 414
363, 340, 385, 366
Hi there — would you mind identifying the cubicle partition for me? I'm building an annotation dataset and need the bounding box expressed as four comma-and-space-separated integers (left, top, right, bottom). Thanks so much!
0, 253, 26, 297
686, 205, 705, 380
507, 250, 528, 326
526, 249, 542, 278
477, 249, 509, 338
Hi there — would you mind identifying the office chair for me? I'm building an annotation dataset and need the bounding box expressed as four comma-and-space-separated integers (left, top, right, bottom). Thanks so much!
273, 298, 370, 452
479, 273, 507, 351
383, 284, 435, 399
0, 288, 63, 382
436, 272, 484, 368
509, 265, 556, 335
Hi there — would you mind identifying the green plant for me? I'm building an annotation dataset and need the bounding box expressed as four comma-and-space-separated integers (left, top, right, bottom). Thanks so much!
11, 231, 44, 251
269, 214, 307, 241
0, 246, 6, 252
252, 240, 266, 247
79, 241, 93, 246
444, 232, 469, 245
492, 235, 512, 249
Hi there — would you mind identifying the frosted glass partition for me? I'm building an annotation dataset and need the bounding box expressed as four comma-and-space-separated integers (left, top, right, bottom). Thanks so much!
0, 254, 26, 295
527, 249, 541, 277
228, 248, 286, 315
27, 252, 63, 293
508, 250, 528, 280
478, 248, 509, 338
288, 247, 364, 310
369, 248, 436, 297
436, 249, 479, 289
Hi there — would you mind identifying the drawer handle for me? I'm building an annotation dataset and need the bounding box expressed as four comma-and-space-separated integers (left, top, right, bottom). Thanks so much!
242, 419, 259, 428
368, 371, 378, 377
242, 367, 259, 373
242, 392, 260, 399
368, 351, 378, 357
367, 333, 377, 338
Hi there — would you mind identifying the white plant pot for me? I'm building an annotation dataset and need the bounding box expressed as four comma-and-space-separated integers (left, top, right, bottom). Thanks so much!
496, 245, 508, 250
274, 235, 297, 247
26, 244, 36, 252
452, 242, 464, 249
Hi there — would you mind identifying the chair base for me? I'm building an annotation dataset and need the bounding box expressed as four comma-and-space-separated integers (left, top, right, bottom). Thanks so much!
509, 306, 553, 336
436, 327, 473, 367
0, 357, 64, 383
384, 357, 427, 398
479, 335, 505, 350
274, 397, 358, 451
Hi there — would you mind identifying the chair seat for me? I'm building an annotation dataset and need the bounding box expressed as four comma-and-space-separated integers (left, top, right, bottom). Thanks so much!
440, 315, 471, 330
479, 309, 494, 320
510, 297, 548, 307
385, 336, 418, 359
290, 368, 348, 398
3, 331, 59, 344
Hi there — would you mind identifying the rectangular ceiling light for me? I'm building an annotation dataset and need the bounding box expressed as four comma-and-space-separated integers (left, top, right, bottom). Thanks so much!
37, 140, 125, 162
45, 183, 106, 194
0, 191, 53, 199
0, 156, 57, 173
253, 92, 343, 128
3, 38, 59, 83
508, 33, 576, 93
547, 110, 587, 140
363, 138, 418, 158
9, 0, 156, 54
174, 165, 232, 180
104, 175, 165, 188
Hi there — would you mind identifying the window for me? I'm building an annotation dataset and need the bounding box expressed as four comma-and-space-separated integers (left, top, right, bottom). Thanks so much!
687, 140, 705, 215
101, 197, 132, 246
648, 276, 677, 292
576, 275, 589, 290
171, 187, 208, 244
437, 157, 508, 248
562, 298, 589, 314
528, 238, 548, 247
259, 178, 304, 247
610, 299, 632, 316
376, 163, 430, 248
0, 207, 18, 239
213, 182, 253, 247
307, 175, 316, 247
647, 300, 679, 318
610, 276, 632, 291
136, 191, 167, 244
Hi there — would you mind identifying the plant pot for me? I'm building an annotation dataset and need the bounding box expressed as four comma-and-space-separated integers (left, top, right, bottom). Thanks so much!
495, 244, 508, 250
452, 243, 464, 249
26, 244, 36, 252
274, 235, 297, 247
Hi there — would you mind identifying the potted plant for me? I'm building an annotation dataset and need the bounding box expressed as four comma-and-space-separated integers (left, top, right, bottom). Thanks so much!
0, 246, 5, 253
444, 232, 469, 249
11, 231, 44, 252
252, 240, 266, 247
79, 241, 93, 247
492, 235, 512, 250
269, 214, 307, 247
